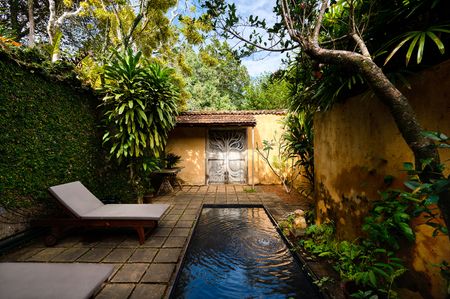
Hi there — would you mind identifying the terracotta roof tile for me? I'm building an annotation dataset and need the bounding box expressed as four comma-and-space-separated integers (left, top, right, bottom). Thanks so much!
176, 110, 286, 127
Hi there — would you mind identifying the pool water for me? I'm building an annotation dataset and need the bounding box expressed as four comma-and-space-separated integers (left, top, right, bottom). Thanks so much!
170, 207, 322, 299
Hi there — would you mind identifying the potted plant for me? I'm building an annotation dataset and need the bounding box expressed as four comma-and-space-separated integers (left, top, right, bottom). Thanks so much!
164, 153, 181, 169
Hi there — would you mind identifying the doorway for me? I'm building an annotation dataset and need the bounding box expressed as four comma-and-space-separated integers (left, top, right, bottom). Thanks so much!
207, 129, 247, 184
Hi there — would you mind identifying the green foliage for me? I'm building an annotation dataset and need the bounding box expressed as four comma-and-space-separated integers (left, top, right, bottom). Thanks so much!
313, 276, 334, 288
101, 49, 179, 164
0, 52, 133, 209
242, 74, 290, 110
282, 110, 314, 195
183, 39, 250, 111
243, 187, 256, 193
164, 153, 182, 169
300, 223, 336, 258
363, 190, 415, 251
301, 222, 407, 298
217, 0, 450, 114
100, 48, 179, 198
382, 25, 450, 66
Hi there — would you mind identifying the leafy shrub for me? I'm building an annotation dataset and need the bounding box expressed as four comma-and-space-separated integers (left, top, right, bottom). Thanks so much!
100, 49, 179, 199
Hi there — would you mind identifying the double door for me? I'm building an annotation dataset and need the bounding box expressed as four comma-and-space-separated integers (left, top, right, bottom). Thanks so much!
207, 129, 247, 184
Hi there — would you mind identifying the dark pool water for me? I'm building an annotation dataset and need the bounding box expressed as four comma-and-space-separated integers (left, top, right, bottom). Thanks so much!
170, 207, 322, 299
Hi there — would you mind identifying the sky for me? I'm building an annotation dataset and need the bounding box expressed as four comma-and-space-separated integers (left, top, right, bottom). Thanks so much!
230, 0, 287, 77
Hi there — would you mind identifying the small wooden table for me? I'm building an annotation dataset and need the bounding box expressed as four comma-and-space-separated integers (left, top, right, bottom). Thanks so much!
153, 167, 183, 195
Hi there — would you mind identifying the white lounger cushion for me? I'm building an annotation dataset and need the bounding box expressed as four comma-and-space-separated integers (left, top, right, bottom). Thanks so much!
49, 181, 104, 218
49, 181, 169, 220
0, 262, 114, 299
83, 204, 169, 220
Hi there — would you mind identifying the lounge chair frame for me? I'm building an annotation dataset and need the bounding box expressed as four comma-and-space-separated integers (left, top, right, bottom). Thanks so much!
34, 215, 157, 246
33, 183, 164, 246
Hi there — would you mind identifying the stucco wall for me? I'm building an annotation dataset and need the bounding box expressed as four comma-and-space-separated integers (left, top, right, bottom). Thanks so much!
166, 113, 286, 186
166, 127, 206, 185
314, 60, 450, 298
250, 114, 287, 185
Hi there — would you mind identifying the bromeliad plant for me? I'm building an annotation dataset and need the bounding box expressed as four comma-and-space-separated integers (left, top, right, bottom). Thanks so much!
100, 48, 179, 201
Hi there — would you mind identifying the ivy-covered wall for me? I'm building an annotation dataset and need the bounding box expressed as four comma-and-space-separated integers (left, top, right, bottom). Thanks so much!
0, 52, 134, 211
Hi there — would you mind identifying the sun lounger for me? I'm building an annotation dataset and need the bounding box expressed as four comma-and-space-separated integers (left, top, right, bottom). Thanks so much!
0, 262, 114, 299
36, 181, 169, 245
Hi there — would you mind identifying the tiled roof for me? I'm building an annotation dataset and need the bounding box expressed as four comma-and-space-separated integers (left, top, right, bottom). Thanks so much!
176, 110, 286, 127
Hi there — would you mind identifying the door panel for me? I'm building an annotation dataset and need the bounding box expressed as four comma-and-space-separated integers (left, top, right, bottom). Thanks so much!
207, 129, 247, 184
207, 160, 225, 183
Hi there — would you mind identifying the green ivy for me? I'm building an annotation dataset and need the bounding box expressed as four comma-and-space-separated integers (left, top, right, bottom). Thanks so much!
0, 53, 134, 209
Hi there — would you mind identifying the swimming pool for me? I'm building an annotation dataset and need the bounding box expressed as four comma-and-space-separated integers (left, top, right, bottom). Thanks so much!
170, 206, 322, 298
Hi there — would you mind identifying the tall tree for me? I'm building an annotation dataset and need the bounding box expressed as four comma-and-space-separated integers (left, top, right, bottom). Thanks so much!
201, 0, 450, 228
243, 73, 290, 110
47, 0, 87, 61
182, 38, 250, 110
27, 0, 34, 45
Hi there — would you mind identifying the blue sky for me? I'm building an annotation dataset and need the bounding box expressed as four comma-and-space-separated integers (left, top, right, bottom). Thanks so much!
229, 0, 287, 77
183, 0, 287, 77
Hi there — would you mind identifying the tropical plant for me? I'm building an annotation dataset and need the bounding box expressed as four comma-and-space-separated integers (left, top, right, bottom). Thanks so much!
282, 110, 314, 196
100, 48, 179, 201
382, 25, 450, 66
256, 136, 302, 193
301, 221, 408, 297
164, 153, 182, 169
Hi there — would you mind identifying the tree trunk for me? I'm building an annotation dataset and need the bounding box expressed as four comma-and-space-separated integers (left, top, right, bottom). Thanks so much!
27, 0, 35, 46
303, 44, 449, 230
8, 0, 20, 38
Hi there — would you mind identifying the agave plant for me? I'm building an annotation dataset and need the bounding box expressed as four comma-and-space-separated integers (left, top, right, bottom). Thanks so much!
100, 48, 179, 200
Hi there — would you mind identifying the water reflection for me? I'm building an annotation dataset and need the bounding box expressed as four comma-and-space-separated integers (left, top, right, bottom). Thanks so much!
171, 208, 321, 299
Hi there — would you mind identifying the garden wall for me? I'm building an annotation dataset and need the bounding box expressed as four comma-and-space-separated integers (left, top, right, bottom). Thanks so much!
314, 60, 450, 298
0, 52, 133, 240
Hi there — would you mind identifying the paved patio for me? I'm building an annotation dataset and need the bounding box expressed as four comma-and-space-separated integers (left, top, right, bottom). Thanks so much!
0, 185, 309, 299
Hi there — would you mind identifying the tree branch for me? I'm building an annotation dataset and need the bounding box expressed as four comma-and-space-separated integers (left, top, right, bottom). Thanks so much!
222, 22, 300, 52
56, 6, 84, 27
311, 0, 328, 45
351, 33, 370, 57
348, 0, 370, 57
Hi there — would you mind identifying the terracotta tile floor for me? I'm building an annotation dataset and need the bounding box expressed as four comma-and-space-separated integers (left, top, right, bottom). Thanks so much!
1, 185, 308, 299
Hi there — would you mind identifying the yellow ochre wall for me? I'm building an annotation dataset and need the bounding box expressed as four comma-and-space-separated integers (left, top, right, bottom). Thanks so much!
166, 127, 206, 185
250, 114, 286, 184
166, 113, 286, 186
314, 60, 450, 298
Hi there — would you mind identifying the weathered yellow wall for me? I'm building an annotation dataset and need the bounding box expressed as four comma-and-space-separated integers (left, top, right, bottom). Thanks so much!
248, 114, 286, 185
166, 127, 206, 185
314, 60, 450, 298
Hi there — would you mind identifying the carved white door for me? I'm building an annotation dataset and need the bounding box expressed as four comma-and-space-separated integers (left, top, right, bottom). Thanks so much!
207, 129, 247, 184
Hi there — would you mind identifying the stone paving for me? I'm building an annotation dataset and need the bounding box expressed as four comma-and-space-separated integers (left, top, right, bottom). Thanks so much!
0, 185, 307, 299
